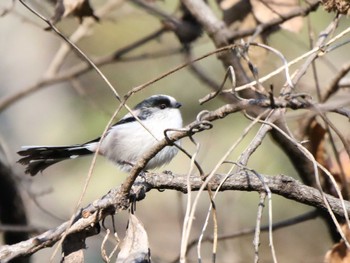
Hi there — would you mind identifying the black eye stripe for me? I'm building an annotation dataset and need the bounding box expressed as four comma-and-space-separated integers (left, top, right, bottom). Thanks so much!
154, 99, 170, 108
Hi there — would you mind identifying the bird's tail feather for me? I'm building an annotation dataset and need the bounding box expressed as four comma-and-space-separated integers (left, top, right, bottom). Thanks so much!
17, 145, 92, 176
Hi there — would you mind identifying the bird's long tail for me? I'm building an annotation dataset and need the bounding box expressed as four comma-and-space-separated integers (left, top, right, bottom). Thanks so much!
17, 145, 93, 176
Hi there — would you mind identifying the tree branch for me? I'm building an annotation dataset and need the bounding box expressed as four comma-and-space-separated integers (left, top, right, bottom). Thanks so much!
1, 171, 348, 262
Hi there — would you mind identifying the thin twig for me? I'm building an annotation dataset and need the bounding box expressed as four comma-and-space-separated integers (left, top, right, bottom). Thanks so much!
101, 229, 111, 263
254, 192, 266, 263
249, 42, 293, 89
199, 66, 236, 105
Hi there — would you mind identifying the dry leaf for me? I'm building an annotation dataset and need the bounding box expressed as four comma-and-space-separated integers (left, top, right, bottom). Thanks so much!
325, 225, 350, 263
50, 0, 99, 25
308, 121, 327, 167
250, 0, 303, 33
116, 214, 151, 263
322, 0, 350, 15
327, 149, 350, 184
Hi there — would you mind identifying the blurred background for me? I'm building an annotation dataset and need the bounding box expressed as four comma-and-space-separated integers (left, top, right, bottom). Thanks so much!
1, 0, 350, 262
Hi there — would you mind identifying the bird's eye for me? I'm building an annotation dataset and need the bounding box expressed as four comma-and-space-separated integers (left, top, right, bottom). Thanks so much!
159, 104, 167, 109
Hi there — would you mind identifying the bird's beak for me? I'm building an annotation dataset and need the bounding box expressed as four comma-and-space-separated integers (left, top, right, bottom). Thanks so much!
175, 102, 182, 108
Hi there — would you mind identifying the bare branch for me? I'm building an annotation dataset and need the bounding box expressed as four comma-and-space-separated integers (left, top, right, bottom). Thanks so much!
143, 172, 350, 218
1, 171, 349, 262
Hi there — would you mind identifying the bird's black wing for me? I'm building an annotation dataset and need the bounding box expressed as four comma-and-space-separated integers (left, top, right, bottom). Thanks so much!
112, 116, 137, 126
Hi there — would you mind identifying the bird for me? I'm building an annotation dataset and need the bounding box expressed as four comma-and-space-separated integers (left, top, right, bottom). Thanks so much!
18, 94, 183, 176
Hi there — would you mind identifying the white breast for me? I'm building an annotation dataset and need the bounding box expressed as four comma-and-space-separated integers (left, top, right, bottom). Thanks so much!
90, 108, 183, 172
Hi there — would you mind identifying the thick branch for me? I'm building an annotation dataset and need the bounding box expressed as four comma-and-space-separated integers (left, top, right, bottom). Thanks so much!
143, 172, 350, 218
0, 171, 348, 262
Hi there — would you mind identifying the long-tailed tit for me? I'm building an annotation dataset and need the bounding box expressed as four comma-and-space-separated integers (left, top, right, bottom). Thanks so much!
18, 94, 183, 176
